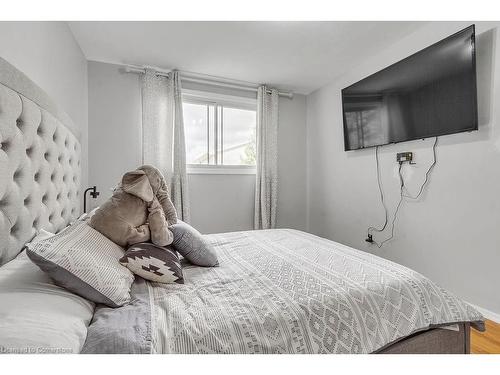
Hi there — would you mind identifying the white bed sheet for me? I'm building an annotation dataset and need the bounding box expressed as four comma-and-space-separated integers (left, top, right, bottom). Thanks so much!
0, 236, 94, 354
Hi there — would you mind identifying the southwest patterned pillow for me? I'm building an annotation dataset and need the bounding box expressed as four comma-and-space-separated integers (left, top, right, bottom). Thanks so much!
120, 243, 184, 284
26, 220, 134, 308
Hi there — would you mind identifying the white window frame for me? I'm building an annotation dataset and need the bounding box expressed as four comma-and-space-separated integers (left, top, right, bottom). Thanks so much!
182, 89, 257, 175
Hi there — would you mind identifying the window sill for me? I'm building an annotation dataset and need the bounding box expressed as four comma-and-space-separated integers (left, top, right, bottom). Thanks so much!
187, 165, 256, 175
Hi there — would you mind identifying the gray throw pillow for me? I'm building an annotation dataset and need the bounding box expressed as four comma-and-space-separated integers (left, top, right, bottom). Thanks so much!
120, 243, 184, 284
170, 221, 219, 267
26, 221, 135, 308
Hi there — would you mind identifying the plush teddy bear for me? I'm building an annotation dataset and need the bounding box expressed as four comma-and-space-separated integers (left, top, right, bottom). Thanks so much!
89, 165, 178, 247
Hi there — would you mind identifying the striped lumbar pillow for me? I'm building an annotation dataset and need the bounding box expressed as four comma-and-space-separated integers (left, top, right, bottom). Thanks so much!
26, 220, 134, 307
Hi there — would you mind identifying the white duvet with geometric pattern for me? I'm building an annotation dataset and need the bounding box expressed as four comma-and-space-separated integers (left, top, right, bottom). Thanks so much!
147, 229, 484, 353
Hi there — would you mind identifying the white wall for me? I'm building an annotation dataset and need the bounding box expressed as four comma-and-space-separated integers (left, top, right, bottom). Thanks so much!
188, 174, 256, 233
87, 61, 142, 208
0, 21, 89, 193
277, 94, 307, 230
306, 22, 500, 316
88, 61, 307, 233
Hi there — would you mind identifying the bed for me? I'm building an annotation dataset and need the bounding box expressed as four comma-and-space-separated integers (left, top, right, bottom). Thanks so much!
0, 56, 484, 354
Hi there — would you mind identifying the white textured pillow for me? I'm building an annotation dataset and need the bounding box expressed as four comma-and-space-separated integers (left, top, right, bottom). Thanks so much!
0, 249, 95, 353
26, 221, 134, 307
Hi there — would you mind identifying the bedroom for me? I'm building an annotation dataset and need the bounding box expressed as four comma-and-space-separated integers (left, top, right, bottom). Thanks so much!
1, 0, 500, 371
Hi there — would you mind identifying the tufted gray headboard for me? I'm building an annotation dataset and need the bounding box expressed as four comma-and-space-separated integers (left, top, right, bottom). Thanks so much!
0, 57, 81, 266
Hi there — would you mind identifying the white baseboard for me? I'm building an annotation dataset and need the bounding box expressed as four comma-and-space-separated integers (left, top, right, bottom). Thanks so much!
468, 302, 500, 323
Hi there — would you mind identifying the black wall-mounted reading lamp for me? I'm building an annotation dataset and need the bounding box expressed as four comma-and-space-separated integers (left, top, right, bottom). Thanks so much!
83, 186, 100, 213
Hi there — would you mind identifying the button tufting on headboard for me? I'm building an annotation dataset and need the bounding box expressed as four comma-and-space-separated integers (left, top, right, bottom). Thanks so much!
0, 59, 81, 266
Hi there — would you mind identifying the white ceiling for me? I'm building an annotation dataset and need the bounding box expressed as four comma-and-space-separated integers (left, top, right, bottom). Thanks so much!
68, 21, 427, 94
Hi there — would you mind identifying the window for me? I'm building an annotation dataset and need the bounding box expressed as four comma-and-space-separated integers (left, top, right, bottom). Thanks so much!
183, 91, 257, 173
344, 98, 386, 150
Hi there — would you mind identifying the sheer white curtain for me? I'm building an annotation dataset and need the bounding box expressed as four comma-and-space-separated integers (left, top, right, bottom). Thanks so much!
254, 86, 279, 229
142, 69, 190, 221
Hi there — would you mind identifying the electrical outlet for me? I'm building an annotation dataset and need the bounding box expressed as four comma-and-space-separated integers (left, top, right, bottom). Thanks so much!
396, 152, 413, 163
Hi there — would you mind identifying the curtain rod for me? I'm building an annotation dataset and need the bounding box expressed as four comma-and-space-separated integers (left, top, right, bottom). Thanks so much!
124, 65, 294, 99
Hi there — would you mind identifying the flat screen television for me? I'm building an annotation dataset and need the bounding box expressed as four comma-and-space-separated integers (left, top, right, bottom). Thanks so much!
342, 25, 478, 151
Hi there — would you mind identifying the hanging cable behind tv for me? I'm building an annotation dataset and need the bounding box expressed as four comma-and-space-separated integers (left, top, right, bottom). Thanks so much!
365, 145, 388, 244
366, 137, 439, 248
